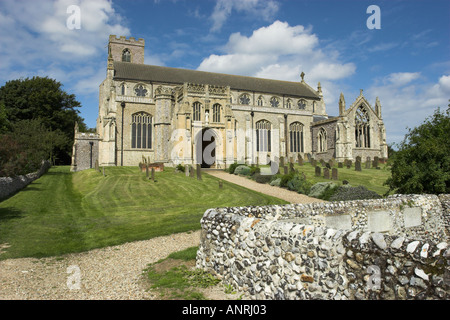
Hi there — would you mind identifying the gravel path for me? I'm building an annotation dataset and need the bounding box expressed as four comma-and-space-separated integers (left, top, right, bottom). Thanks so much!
204, 170, 324, 204
0, 231, 201, 300
0, 170, 322, 300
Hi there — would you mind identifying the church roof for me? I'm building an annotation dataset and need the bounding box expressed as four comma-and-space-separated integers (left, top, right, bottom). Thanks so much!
113, 61, 320, 99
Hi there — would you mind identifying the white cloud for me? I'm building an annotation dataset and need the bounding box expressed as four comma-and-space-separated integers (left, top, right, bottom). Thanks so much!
210, 0, 279, 32
386, 72, 421, 87
198, 20, 355, 85
366, 73, 450, 144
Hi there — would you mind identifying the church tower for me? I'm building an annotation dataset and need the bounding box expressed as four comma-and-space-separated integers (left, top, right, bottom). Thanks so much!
108, 35, 145, 64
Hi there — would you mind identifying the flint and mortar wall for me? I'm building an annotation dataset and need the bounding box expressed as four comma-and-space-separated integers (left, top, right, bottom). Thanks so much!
196, 194, 450, 300
0, 161, 51, 201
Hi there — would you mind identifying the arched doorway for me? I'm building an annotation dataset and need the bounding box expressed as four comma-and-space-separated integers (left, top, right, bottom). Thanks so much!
196, 128, 216, 168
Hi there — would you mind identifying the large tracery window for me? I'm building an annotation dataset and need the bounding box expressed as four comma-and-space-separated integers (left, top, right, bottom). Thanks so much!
212, 104, 221, 122
193, 102, 202, 121
122, 49, 131, 62
131, 112, 152, 149
318, 128, 327, 152
256, 120, 271, 152
355, 105, 370, 148
289, 122, 304, 153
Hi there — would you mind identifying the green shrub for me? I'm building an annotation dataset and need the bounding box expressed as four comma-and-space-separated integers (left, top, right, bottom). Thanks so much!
227, 163, 239, 174
286, 174, 312, 195
270, 178, 281, 187
249, 166, 261, 176
309, 182, 338, 200
234, 165, 251, 176
254, 173, 273, 184
329, 185, 382, 202
279, 172, 296, 188
176, 164, 185, 172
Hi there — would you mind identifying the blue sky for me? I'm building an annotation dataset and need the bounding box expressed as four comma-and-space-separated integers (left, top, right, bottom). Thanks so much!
0, 0, 449, 145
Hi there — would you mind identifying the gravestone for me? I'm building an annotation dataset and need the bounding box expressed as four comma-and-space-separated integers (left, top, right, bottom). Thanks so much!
185, 165, 189, 177
320, 159, 325, 167
102, 167, 105, 177
346, 160, 352, 169
323, 167, 330, 179
283, 166, 288, 175
189, 166, 195, 178
219, 180, 223, 189
196, 164, 202, 180
146, 165, 149, 178
355, 157, 362, 171
280, 157, 285, 168
332, 168, 338, 180
311, 159, 316, 167
373, 156, 379, 168
297, 154, 303, 166
365, 157, 371, 169
338, 162, 343, 168
306, 153, 312, 162
329, 158, 335, 167
289, 162, 295, 174
151, 167, 155, 181
315, 166, 321, 177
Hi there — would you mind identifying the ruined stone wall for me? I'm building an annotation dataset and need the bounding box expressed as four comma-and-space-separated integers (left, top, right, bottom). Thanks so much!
196, 194, 449, 300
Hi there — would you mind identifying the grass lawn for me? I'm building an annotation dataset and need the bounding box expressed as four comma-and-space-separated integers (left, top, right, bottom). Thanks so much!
0, 166, 287, 260
274, 161, 392, 195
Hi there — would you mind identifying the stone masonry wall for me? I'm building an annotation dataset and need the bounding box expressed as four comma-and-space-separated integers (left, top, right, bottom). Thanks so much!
0, 161, 51, 201
196, 194, 449, 300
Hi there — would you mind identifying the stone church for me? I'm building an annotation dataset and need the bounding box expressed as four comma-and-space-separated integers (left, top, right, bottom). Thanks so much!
70, 35, 388, 171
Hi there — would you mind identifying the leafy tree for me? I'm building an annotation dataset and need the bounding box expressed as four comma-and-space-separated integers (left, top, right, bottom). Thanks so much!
0, 119, 67, 176
385, 106, 450, 195
0, 101, 8, 134
0, 76, 88, 164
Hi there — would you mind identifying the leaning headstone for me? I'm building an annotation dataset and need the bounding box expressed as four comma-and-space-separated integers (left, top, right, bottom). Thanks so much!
323, 167, 330, 179
196, 164, 202, 180
338, 162, 343, 168
297, 154, 303, 166
332, 168, 338, 180
315, 166, 321, 177
151, 167, 155, 181
289, 162, 295, 174
146, 164, 149, 178
355, 157, 362, 171
365, 157, 371, 169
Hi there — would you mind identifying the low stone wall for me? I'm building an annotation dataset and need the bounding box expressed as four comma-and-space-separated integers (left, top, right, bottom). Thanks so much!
196, 194, 449, 300
0, 161, 51, 201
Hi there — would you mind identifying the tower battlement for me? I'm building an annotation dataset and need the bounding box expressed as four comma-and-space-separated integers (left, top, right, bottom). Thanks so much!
109, 35, 145, 46
108, 35, 145, 64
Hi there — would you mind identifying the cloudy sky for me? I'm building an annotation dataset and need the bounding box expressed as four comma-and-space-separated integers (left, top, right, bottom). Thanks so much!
0, 0, 449, 145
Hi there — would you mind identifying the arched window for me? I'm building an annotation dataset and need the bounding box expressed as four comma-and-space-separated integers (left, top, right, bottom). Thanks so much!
355, 105, 370, 148
289, 122, 304, 153
298, 99, 306, 110
270, 97, 280, 108
318, 128, 327, 152
286, 99, 292, 109
134, 84, 148, 97
122, 49, 131, 62
257, 96, 264, 107
193, 102, 202, 121
256, 120, 271, 152
131, 112, 152, 149
239, 93, 251, 105
212, 104, 221, 123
